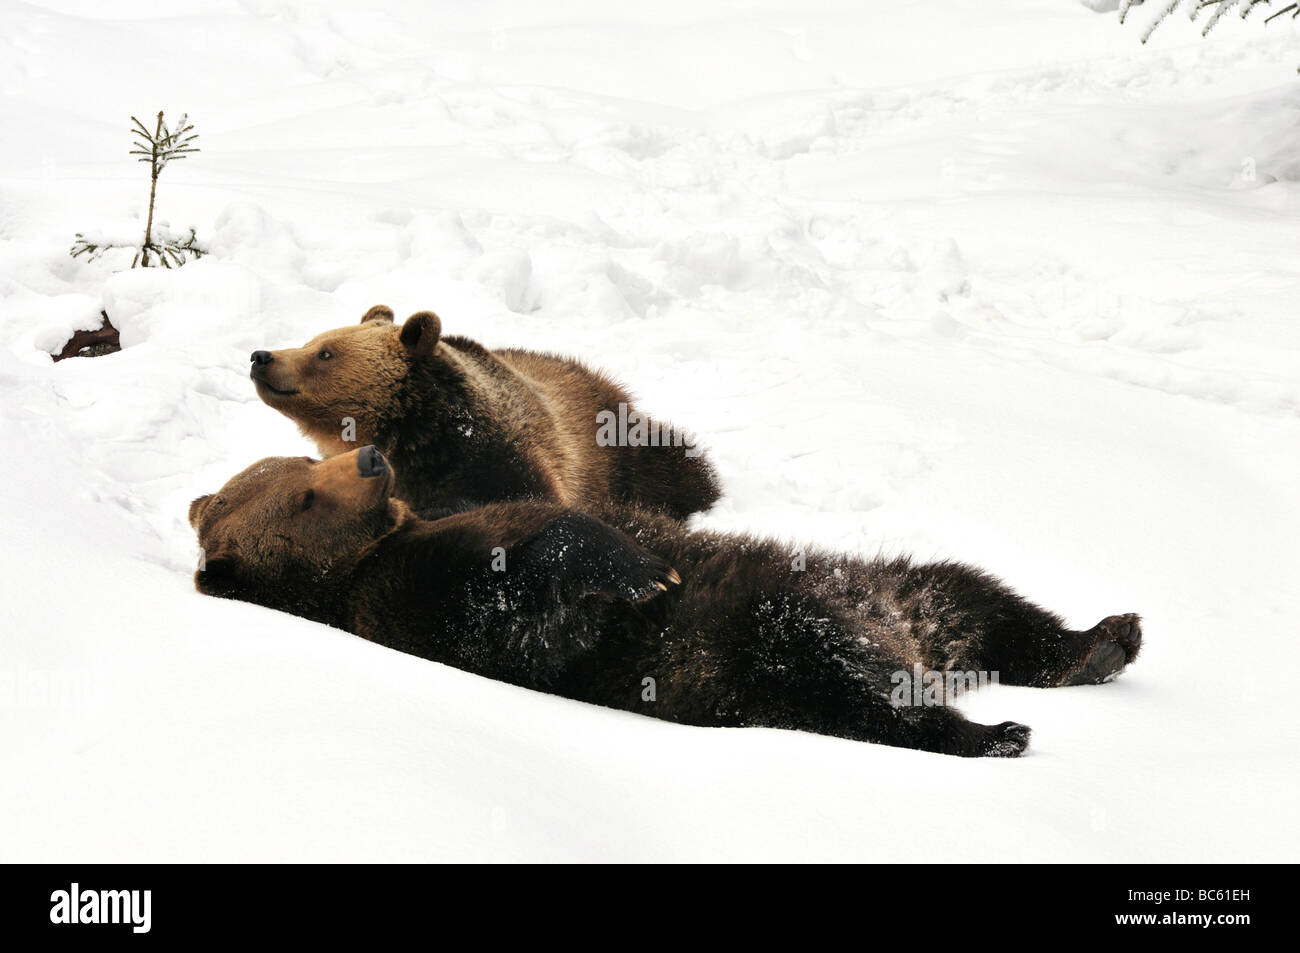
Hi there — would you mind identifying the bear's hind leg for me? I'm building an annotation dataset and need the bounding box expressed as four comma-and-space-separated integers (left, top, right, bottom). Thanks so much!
979, 611, 1143, 688
882, 560, 1143, 689
727, 592, 1031, 757
877, 703, 1031, 758
614, 429, 721, 520
1058, 614, 1143, 686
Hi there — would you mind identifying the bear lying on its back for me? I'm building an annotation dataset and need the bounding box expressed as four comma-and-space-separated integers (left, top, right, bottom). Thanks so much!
189, 447, 1143, 757
249, 305, 720, 519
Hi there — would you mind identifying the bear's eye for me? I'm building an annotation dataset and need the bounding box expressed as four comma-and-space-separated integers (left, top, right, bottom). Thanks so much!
317, 348, 333, 361
300, 489, 315, 511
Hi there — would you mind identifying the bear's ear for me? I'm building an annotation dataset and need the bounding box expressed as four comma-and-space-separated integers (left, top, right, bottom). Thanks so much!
189, 494, 213, 528
360, 304, 395, 325
399, 311, 442, 358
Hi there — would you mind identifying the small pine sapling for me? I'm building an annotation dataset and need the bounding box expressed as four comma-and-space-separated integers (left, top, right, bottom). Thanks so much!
71, 110, 205, 268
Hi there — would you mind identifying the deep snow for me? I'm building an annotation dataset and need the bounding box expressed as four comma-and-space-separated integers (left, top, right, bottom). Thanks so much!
1, 0, 1297, 861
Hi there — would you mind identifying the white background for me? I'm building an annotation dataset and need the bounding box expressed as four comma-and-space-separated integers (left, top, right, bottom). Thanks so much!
1, 0, 1297, 860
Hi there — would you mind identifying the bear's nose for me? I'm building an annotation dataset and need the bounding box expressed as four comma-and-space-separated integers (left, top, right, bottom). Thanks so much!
357, 445, 389, 479
250, 350, 274, 366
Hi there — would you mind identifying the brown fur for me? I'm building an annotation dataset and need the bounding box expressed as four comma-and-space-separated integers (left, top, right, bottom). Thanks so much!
190, 449, 1144, 757
250, 305, 721, 518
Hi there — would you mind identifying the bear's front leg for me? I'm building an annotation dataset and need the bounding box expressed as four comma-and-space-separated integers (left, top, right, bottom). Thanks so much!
468, 511, 681, 685
514, 511, 681, 607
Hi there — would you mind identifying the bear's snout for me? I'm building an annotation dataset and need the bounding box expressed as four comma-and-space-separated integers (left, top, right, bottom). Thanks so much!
249, 350, 298, 396
357, 445, 388, 479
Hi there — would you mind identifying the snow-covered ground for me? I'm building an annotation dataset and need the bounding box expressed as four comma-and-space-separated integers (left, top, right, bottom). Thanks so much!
2, 0, 1297, 861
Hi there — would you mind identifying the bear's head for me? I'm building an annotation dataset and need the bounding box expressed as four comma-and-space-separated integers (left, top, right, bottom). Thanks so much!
189, 446, 407, 611
249, 305, 442, 455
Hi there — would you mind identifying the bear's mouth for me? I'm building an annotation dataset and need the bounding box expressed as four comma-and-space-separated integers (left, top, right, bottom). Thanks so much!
251, 375, 299, 397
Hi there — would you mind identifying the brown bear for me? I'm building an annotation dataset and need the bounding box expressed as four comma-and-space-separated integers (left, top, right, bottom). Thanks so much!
249, 305, 720, 519
189, 447, 1143, 757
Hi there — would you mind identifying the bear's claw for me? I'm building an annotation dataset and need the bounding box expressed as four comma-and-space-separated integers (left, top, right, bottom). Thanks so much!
625, 560, 682, 604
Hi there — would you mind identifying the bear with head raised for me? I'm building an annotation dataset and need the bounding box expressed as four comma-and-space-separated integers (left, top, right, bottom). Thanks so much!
190, 447, 1143, 756
249, 305, 720, 519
